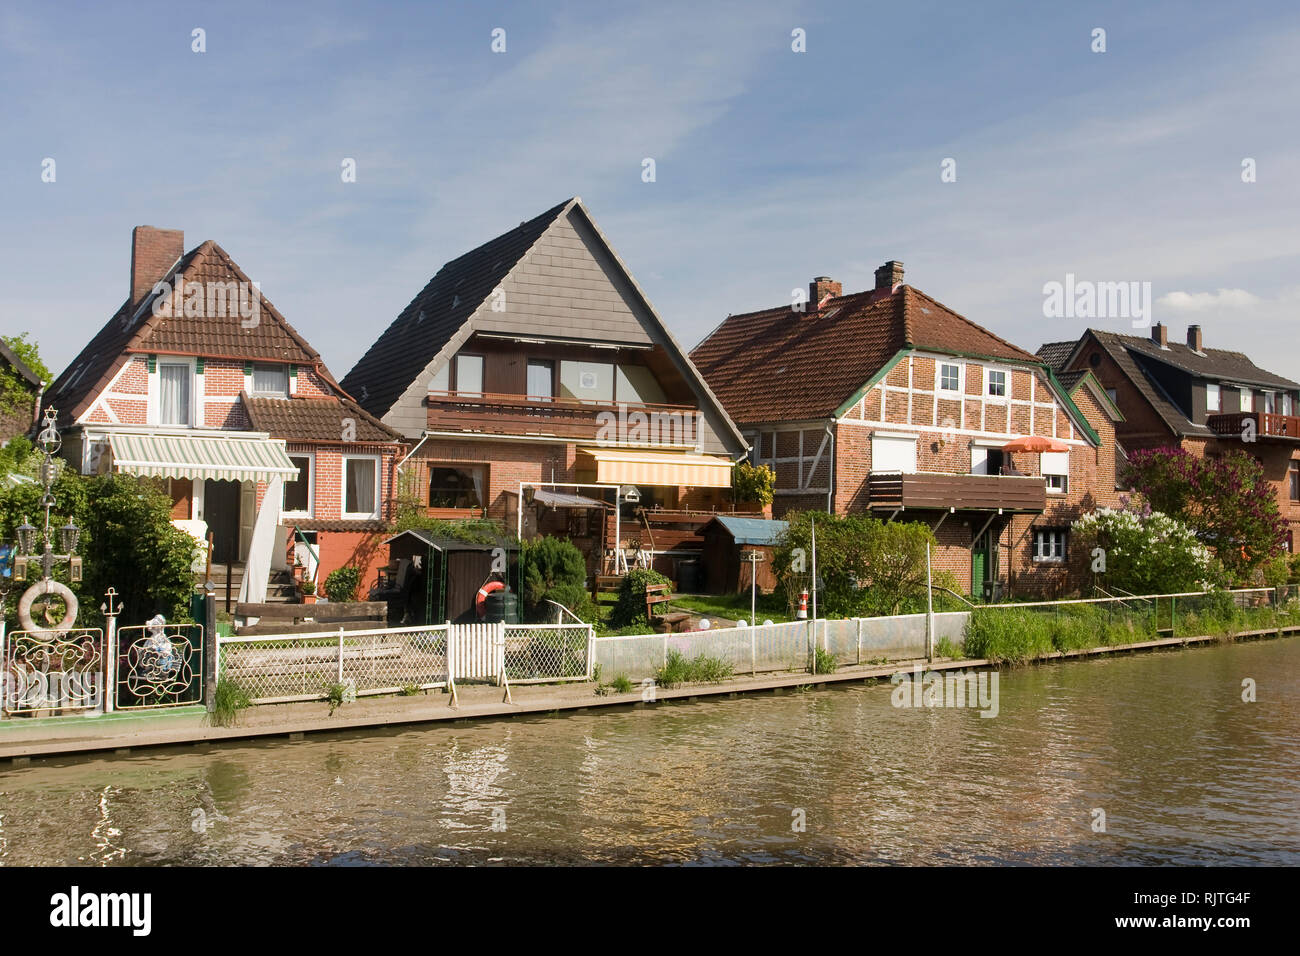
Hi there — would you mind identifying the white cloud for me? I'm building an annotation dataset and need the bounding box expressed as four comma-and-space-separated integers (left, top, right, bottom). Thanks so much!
1157, 289, 1262, 312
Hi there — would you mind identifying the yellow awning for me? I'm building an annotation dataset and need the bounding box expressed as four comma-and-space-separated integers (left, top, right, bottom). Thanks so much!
576, 448, 732, 488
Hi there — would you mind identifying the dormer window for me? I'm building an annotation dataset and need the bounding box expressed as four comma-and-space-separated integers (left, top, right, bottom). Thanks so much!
252, 363, 289, 397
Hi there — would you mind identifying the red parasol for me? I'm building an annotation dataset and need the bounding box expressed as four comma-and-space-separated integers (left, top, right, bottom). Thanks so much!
1001, 435, 1069, 453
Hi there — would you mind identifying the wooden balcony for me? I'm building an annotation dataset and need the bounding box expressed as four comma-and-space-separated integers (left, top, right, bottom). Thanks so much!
1206, 412, 1300, 443
868, 471, 1047, 513
426, 391, 701, 444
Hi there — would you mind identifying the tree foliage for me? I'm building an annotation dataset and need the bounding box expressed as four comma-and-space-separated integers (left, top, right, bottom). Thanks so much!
1122, 447, 1287, 582
0, 333, 49, 419
732, 461, 775, 506
772, 511, 956, 617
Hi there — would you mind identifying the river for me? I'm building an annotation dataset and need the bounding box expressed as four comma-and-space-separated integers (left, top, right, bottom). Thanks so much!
1, 638, 1297, 865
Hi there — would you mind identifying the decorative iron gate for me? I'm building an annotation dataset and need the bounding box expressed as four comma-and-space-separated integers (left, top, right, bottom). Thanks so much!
113, 622, 205, 710
2, 628, 105, 716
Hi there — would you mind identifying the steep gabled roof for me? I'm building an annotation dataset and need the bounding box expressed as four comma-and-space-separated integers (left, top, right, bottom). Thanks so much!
44, 240, 332, 426
690, 284, 1040, 425
245, 394, 404, 443
1112, 331, 1300, 390
1036, 340, 1077, 372
340, 199, 571, 418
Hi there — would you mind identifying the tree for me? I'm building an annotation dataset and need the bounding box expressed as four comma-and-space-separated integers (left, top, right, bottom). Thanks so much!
732, 461, 775, 506
1072, 505, 1222, 595
0, 333, 50, 420
773, 511, 954, 617
1123, 447, 1287, 581
521, 536, 592, 621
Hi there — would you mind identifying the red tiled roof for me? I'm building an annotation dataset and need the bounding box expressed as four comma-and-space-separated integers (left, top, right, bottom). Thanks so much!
45, 240, 345, 426
246, 395, 404, 444
690, 284, 1039, 425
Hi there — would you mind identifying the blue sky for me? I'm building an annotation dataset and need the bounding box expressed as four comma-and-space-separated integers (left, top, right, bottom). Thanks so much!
4, 0, 1299, 383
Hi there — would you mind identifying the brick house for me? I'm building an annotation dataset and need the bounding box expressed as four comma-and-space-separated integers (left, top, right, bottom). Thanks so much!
691, 262, 1122, 598
1041, 323, 1300, 552
40, 226, 406, 600
342, 197, 748, 579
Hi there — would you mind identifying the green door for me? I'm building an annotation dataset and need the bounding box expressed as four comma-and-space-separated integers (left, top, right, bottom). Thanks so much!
972, 543, 987, 597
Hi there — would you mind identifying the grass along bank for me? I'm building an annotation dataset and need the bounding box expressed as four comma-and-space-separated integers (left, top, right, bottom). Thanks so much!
962, 593, 1294, 665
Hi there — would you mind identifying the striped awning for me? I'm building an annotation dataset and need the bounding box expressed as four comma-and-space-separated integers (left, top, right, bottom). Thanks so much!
576, 448, 732, 488
108, 432, 300, 483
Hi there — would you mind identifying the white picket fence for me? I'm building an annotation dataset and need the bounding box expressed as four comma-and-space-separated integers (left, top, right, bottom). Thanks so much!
218, 620, 595, 704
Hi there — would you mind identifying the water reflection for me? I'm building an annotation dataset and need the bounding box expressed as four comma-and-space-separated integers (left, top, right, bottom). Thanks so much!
1, 639, 1297, 865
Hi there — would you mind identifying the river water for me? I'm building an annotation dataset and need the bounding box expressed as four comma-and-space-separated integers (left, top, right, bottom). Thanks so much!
1, 639, 1297, 866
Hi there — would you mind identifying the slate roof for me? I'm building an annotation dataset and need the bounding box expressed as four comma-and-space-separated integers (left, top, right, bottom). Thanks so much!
44, 240, 332, 427
1036, 340, 1077, 372
689, 284, 1040, 425
341, 199, 572, 418
704, 515, 788, 546
245, 395, 403, 443
1081, 330, 1300, 439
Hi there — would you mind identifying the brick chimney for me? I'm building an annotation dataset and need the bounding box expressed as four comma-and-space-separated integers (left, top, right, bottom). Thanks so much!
1151, 322, 1168, 348
810, 276, 842, 308
1187, 325, 1203, 352
131, 226, 184, 305
874, 260, 904, 291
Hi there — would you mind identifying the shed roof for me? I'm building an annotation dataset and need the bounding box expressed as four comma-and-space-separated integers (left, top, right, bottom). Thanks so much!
704, 515, 789, 546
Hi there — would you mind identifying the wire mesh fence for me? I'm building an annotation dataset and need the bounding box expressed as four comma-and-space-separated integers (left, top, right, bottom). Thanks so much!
503, 624, 592, 682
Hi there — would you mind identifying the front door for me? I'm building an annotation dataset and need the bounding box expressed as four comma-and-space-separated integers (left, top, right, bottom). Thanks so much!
972, 528, 996, 597
205, 479, 242, 564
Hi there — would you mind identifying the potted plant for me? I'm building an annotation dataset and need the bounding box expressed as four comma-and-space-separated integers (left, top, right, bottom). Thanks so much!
300, 576, 317, 604
293, 555, 304, 583
732, 461, 776, 519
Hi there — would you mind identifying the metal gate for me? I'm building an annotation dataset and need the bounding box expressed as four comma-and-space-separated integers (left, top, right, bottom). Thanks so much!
113, 622, 205, 710
2, 628, 105, 716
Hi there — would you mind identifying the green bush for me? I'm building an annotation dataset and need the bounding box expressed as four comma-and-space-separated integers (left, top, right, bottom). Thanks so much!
610, 568, 671, 628
811, 646, 838, 674
324, 566, 361, 603
522, 537, 590, 621
732, 461, 775, 506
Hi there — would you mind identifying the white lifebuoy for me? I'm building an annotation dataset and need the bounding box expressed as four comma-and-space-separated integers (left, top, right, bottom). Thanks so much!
17, 579, 79, 635
476, 579, 505, 619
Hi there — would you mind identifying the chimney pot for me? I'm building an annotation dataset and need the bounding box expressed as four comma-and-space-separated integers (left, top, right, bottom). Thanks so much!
809, 276, 842, 308
131, 226, 185, 305
1187, 325, 1203, 352
874, 260, 904, 291
1151, 322, 1168, 348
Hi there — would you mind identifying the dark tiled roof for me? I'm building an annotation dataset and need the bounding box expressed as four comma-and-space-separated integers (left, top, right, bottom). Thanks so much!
45, 240, 332, 426
1036, 340, 1078, 371
246, 395, 404, 443
1055, 370, 1088, 391
1086, 331, 1208, 438
341, 199, 573, 418
1110, 332, 1300, 390
690, 285, 1040, 425
284, 518, 387, 533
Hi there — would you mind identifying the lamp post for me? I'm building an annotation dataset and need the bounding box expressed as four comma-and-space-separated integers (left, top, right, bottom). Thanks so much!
13, 407, 83, 633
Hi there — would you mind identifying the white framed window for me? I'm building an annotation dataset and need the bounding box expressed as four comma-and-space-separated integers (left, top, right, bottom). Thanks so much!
1206, 382, 1221, 413
282, 453, 313, 516
1241, 387, 1253, 412
937, 362, 962, 393
252, 363, 289, 397
871, 433, 918, 473
985, 368, 1008, 398
1033, 529, 1068, 563
1263, 391, 1276, 414
157, 360, 194, 426
343, 455, 380, 519
1041, 451, 1069, 495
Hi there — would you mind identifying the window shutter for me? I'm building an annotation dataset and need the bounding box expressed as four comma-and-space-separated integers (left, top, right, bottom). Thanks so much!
147, 355, 156, 373
196, 357, 205, 374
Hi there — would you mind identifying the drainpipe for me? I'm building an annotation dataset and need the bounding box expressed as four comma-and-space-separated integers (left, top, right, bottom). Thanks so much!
825, 422, 835, 514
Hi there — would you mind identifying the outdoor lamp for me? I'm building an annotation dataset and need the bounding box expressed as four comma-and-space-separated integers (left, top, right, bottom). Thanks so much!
60, 518, 80, 555
16, 517, 36, 556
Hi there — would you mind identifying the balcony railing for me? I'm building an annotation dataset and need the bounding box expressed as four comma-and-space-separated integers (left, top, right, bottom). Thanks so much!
868, 471, 1047, 513
1206, 411, 1300, 442
426, 390, 701, 444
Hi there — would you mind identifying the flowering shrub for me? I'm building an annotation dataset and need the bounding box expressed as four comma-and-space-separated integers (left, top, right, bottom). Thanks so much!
1072, 506, 1222, 594
1123, 446, 1288, 581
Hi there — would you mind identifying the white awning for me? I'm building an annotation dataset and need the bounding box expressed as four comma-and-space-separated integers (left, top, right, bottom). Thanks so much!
108, 432, 299, 483
576, 448, 733, 488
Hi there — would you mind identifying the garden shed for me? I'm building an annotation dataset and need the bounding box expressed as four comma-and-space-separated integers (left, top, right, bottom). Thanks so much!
700, 516, 788, 594
376, 530, 520, 625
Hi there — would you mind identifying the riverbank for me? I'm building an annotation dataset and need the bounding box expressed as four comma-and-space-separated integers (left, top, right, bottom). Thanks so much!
3, 624, 1294, 763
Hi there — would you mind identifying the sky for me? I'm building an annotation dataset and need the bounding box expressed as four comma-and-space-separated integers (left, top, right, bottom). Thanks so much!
3, 0, 1300, 385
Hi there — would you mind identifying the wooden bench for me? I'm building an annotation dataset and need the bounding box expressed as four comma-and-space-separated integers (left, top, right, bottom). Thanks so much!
234, 601, 388, 636
646, 584, 691, 633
